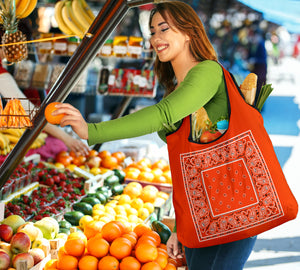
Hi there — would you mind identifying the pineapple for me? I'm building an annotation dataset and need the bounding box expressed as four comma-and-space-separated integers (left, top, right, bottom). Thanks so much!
0, 0, 27, 63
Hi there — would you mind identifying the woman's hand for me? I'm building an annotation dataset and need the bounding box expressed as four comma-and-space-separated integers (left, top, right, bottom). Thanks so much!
63, 134, 90, 156
167, 232, 184, 259
53, 103, 89, 140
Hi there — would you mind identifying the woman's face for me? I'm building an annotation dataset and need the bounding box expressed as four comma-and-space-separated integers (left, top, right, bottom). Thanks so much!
149, 12, 190, 63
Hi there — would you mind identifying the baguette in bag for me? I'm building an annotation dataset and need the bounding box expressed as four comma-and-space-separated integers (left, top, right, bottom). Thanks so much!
240, 73, 257, 105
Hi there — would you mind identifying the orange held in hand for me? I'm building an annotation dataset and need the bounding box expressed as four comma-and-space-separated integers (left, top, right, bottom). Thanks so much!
45, 102, 65, 125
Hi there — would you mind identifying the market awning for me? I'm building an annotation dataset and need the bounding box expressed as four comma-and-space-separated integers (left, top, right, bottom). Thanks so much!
238, 0, 300, 33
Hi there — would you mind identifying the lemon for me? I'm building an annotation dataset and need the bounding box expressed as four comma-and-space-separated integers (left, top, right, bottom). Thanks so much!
79, 215, 93, 230
126, 207, 138, 216
93, 203, 105, 211
92, 209, 105, 217
90, 167, 101, 175
55, 162, 65, 169
130, 198, 144, 210
138, 207, 150, 220
128, 214, 139, 223
118, 194, 132, 205
66, 164, 76, 172
99, 215, 113, 223
122, 203, 132, 211
115, 214, 128, 222
143, 202, 155, 213
104, 206, 116, 216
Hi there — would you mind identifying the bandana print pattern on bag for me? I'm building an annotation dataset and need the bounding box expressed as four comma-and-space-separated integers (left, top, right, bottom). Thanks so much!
180, 130, 283, 242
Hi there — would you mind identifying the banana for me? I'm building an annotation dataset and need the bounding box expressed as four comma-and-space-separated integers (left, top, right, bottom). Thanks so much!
54, 0, 73, 35
80, 0, 95, 23
0, 133, 6, 149
4, 134, 20, 144
72, 0, 91, 31
62, 1, 85, 38
1, 128, 24, 137
15, 0, 30, 18
19, 0, 38, 18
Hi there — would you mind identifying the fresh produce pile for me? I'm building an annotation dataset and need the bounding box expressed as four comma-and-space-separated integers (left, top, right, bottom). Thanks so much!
0, 215, 65, 269
4, 162, 86, 221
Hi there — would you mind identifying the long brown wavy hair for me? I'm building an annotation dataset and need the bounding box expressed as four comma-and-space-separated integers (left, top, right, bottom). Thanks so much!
149, 1, 218, 95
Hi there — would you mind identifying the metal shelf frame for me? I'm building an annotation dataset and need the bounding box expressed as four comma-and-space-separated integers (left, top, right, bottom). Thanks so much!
0, 0, 170, 187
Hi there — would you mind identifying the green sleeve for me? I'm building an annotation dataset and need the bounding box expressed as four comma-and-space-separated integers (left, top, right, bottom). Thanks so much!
88, 61, 224, 146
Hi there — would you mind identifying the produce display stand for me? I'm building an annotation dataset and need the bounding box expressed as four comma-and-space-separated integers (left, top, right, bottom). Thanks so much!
0, 0, 169, 187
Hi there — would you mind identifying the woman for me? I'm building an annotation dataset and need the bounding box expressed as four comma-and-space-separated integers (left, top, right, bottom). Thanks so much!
54, 2, 256, 269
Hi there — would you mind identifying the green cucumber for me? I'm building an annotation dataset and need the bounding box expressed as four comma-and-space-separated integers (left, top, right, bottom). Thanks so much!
64, 211, 85, 226
72, 202, 93, 215
113, 169, 126, 184
151, 220, 172, 244
86, 192, 107, 204
58, 220, 72, 229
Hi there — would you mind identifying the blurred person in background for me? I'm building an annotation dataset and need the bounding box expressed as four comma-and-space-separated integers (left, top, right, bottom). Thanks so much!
247, 28, 267, 100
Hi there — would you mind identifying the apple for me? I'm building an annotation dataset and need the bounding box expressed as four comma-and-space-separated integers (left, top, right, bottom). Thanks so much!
1, 215, 25, 234
28, 248, 46, 265
10, 232, 31, 254
0, 243, 13, 260
32, 238, 50, 257
34, 217, 59, 240
17, 222, 43, 243
86, 156, 101, 168
0, 250, 10, 270
12, 252, 34, 269
0, 224, 13, 242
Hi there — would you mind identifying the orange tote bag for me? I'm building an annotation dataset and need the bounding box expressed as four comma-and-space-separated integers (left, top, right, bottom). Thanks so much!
166, 66, 298, 248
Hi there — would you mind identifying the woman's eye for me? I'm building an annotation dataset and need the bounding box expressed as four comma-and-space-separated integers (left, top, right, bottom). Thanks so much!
161, 27, 169, 32
150, 32, 155, 36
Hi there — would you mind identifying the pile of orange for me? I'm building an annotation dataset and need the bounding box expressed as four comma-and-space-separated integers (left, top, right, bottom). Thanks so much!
44, 221, 178, 270
124, 158, 172, 185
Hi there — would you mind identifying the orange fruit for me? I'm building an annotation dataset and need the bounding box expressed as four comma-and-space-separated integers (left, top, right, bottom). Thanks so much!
78, 255, 98, 270
138, 171, 155, 182
133, 224, 152, 237
123, 185, 142, 199
164, 263, 176, 270
139, 189, 157, 203
142, 231, 161, 247
45, 102, 65, 125
157, 247, 168, 258
141, 261, 161, 270
87, 236, 109, 258
135, 243, 158, 263
137, 235, 157, 247
64, 238, 86, 257
155, 252, 168, 269
98, 150, 111, 159
57, 246, 67, 260
84, 220, 105, 239
57, 254, 78, 270
88, 149, 99, 157
109, 237, 132, 260
68, 231, 88, 245
151, 159, 168, 171
162, 171, 172, 183
124, 167, 141, 180
44, 259, 58, 270
97, 255, 119, 270
120, 256, 141, 270
112, 151, 126, 163
122, 233, 137, 248
101, 155, 119, 169
101, 221, 123, 242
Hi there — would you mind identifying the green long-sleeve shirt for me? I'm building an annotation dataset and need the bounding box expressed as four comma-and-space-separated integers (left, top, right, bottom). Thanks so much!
87, 60, 227, 146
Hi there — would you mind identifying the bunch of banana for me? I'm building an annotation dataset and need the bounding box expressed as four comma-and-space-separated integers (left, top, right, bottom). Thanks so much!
0, 128, 24, 154
29, 132, 48, 149
0, 132, 10, 155
54, 0, 95, 39
14, 0, 38, 19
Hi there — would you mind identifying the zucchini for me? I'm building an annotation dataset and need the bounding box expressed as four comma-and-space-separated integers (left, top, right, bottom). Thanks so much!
86, 192, 107, 204
64, 211, 84, 226
80, 196, 101, 206
72, 202, 93, 215
104, 175, 120, 187
111, 184, 124, 196
151, 220, 172, 244
113, 169, 126, 184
